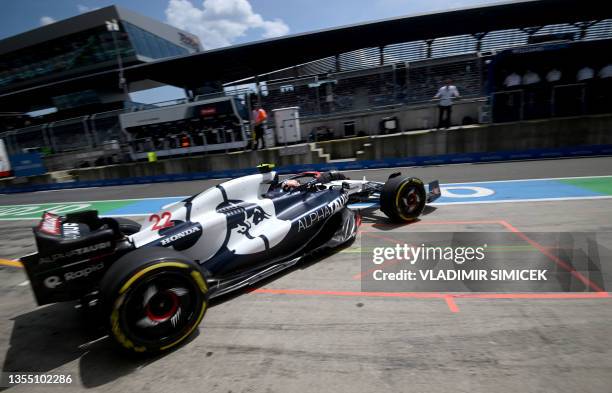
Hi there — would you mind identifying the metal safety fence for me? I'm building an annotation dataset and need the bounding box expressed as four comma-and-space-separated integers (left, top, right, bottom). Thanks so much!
0, 111, 125, 156
260, 55, 485, 118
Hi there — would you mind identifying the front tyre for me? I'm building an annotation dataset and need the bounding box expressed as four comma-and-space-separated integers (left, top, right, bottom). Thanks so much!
100, 247, 208, 354
380, 176, 427, 223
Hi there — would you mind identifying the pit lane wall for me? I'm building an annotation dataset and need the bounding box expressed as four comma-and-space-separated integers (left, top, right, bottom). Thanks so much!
0, 114, 611, 193
316, 114, 612, 161
66, 145, 325, 182
302, 98, 485, 141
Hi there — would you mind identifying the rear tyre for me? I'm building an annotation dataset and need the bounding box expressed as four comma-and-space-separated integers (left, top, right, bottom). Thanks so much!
380, 176, 427, 223
113, 217, 142, 236
100, 247, 208, 354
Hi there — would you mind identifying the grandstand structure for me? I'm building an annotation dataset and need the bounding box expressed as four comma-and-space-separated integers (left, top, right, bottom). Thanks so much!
0, 5, 201, 165
0, 0, 611, 169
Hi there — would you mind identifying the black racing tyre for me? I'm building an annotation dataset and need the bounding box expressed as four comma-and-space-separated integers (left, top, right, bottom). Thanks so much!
113, 217, 142, 236
380, 176, 427, 223
100, 247, 208, 354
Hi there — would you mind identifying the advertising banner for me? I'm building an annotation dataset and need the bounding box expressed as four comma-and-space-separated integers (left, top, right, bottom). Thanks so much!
9, 152, 46, 177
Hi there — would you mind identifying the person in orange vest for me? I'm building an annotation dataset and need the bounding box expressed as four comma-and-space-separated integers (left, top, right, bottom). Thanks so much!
180, 133, 191, 148
251, 104, 267, 150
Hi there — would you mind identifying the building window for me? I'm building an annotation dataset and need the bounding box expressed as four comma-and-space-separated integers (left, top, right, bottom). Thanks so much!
122, 21, 189, 60
0, 25, 136, 90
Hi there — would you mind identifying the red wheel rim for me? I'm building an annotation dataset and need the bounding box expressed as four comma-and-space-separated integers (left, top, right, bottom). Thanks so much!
145, 291, 179, 322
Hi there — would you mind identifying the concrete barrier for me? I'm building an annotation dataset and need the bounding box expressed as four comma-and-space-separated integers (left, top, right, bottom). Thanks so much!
314, 137, 370, 160
371, 114, 612, 160
315, 113, 612, 161
0, 173, 57, 189
302, 98, 484, 140
71, 145, 325, 182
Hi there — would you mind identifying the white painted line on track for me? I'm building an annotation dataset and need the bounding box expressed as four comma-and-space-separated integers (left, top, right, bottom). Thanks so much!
431, 195, 612, 206
442, 174, 612, 186
0, 196, 190, 207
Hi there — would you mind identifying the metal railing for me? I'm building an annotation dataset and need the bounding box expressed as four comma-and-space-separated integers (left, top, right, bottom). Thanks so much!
261, 55, 485, 119
1, 112, 126, 156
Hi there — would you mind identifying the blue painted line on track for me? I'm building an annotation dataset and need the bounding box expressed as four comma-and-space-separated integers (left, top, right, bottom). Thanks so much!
435, 179, 605, 204
104, 197, 184, 216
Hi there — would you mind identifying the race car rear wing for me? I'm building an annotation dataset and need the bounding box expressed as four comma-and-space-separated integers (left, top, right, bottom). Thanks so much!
21, 210, 130, 305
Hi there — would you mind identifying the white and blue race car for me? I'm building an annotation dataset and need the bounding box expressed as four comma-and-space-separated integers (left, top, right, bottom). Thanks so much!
22, 166, 440, 354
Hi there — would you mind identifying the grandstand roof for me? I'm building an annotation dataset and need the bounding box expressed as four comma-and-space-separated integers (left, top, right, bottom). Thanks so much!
0, 5, 199, 57
0, 0, 609, 111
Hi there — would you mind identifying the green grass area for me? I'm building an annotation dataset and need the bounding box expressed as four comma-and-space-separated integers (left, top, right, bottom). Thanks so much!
559, 176, 612, 195
0, 200, 134, 220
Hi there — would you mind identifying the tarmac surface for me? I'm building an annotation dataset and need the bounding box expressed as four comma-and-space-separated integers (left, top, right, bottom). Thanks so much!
0, 156, 611, 393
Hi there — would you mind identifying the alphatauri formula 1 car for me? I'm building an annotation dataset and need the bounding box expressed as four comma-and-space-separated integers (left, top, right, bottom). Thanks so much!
21, 166, 440, 354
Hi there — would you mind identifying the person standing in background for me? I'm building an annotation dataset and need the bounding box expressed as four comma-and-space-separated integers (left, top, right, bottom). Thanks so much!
251, 104, 267, 150
433, 79, 460, 129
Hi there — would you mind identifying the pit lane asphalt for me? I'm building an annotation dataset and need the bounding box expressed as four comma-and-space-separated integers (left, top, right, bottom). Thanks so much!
0, 156, 611, 393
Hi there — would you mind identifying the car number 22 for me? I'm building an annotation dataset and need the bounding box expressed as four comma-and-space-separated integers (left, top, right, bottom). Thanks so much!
149, 212, 173, 230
